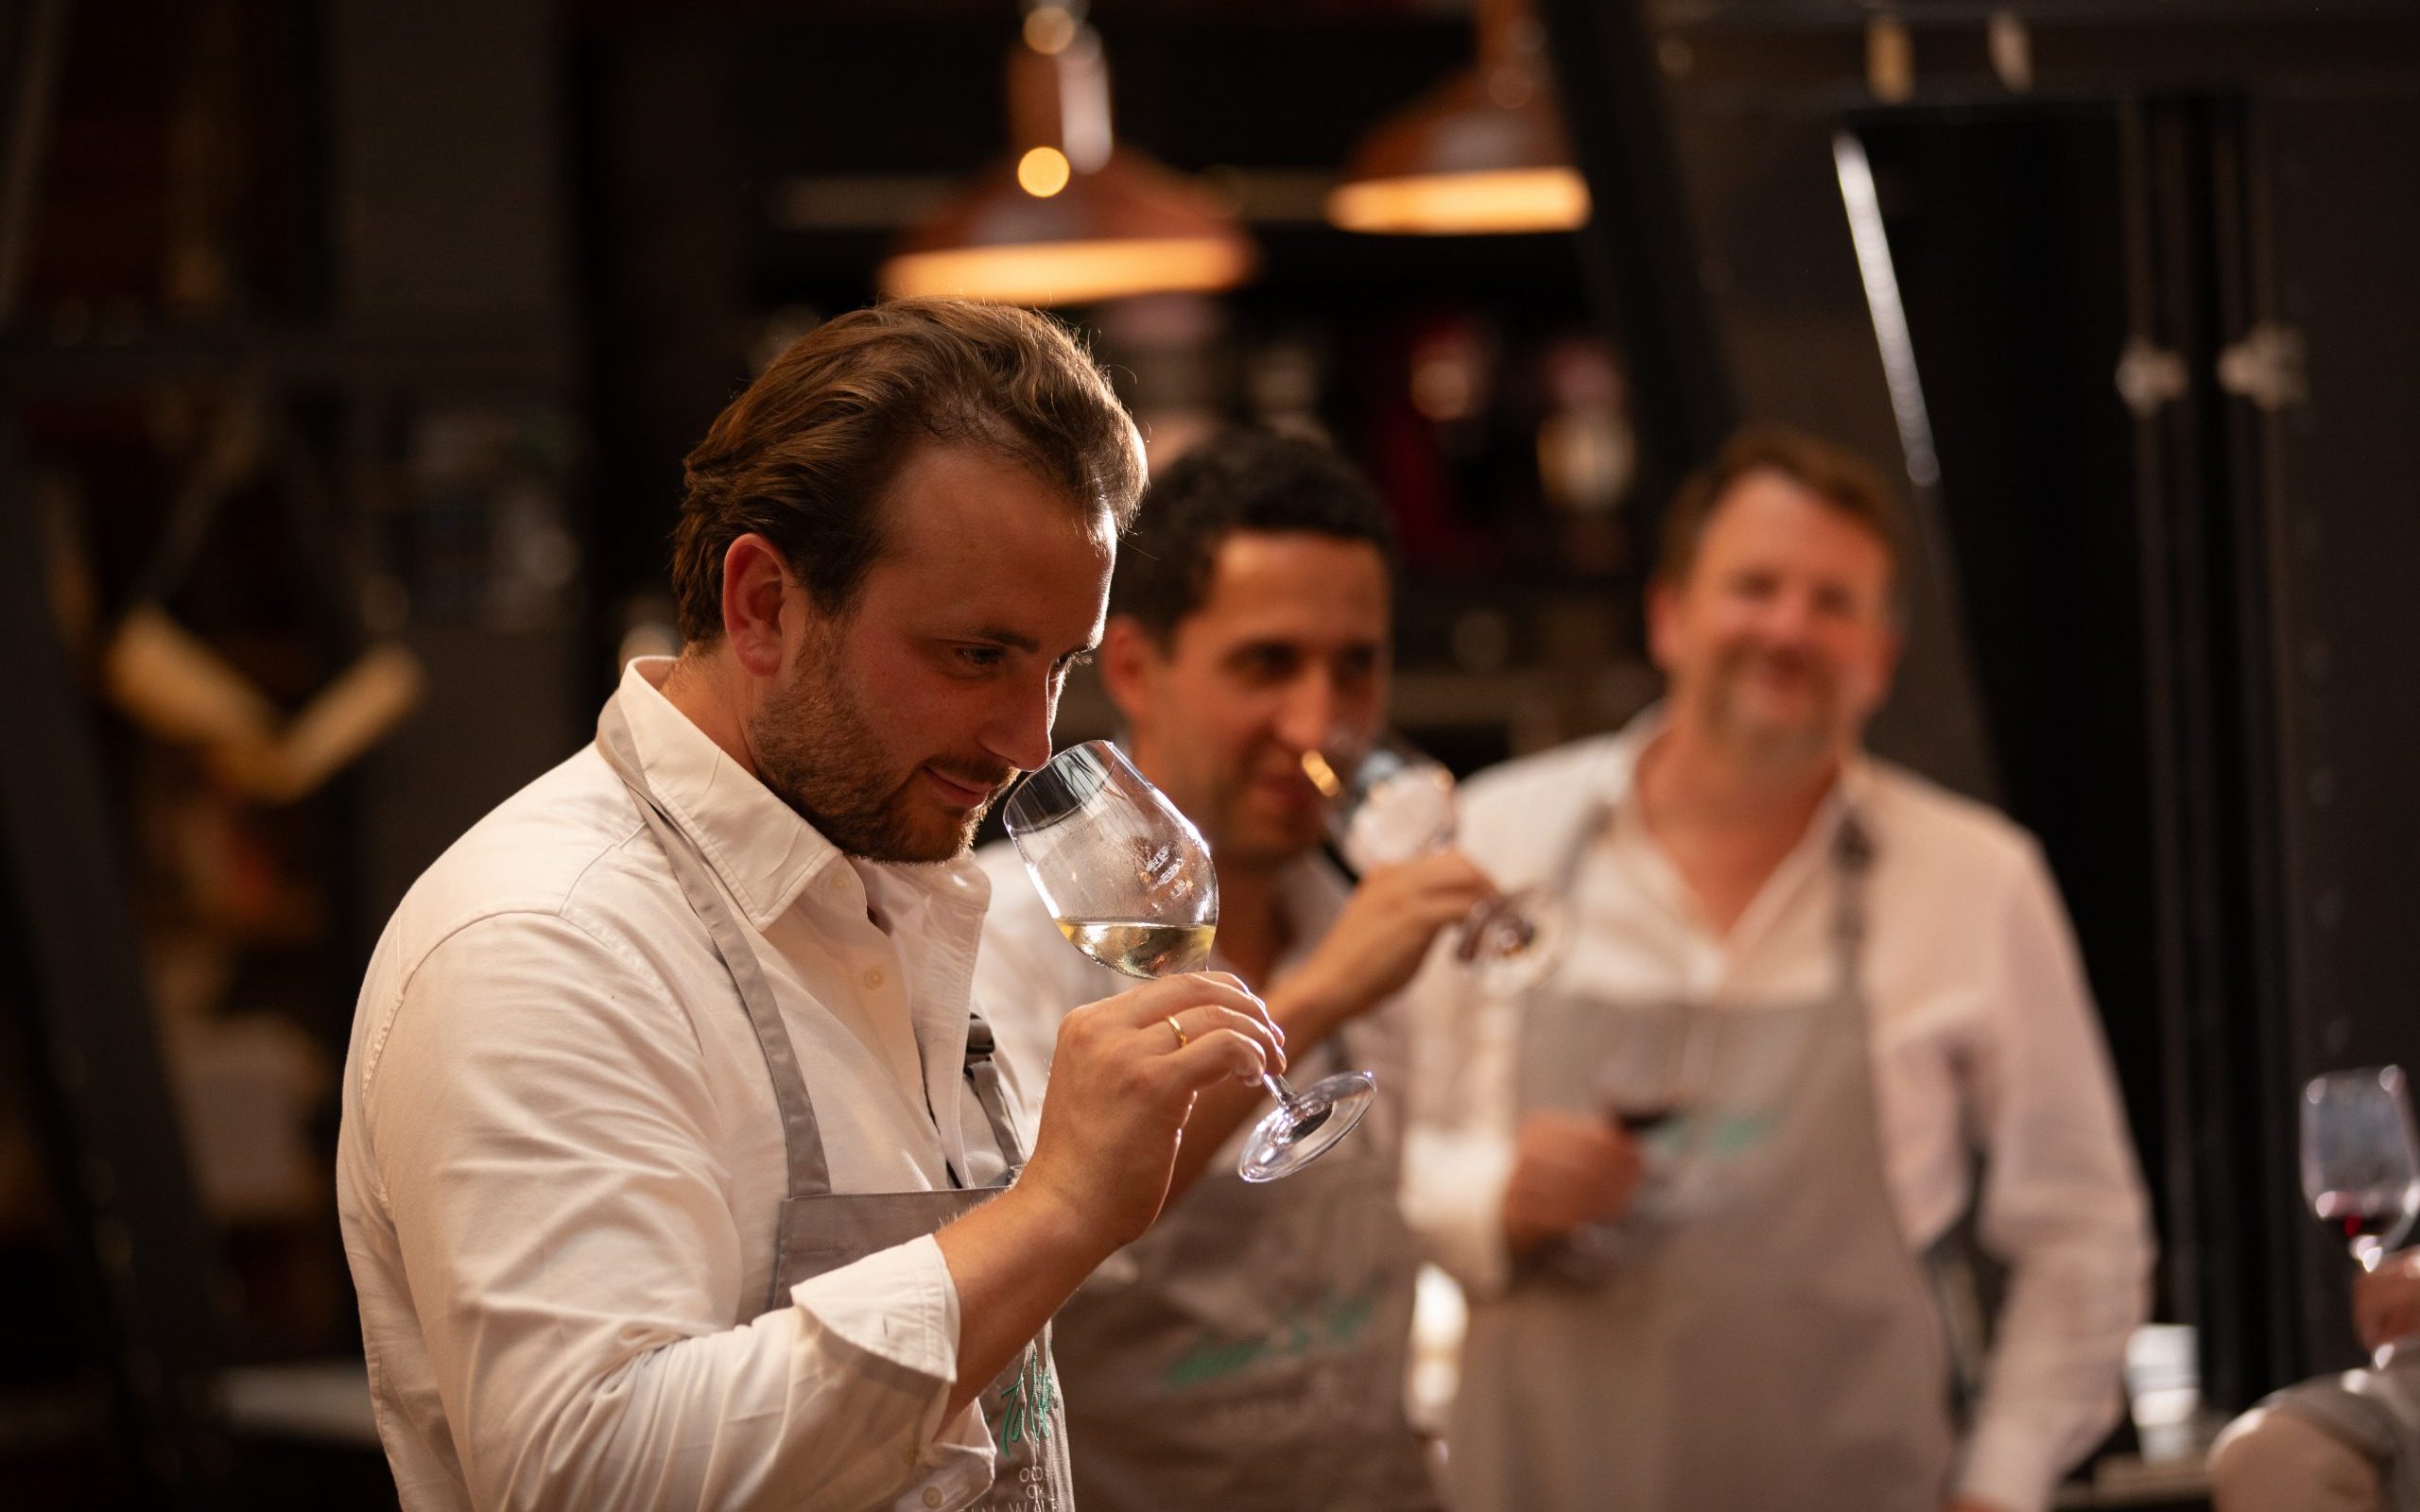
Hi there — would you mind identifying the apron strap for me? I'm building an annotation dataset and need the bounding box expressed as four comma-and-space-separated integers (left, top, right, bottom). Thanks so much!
961, 1013, 1029, 1181
595, 702, 835, 1201
1828, 811, 1875, 1003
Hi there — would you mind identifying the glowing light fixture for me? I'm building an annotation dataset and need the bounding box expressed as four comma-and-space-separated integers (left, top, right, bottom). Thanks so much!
880, 2, 1255, 306
1326, 0, 1591, 236
1017, 146, 1072, 198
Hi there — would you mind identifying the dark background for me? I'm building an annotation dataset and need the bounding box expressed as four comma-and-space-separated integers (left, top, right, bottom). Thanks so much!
2, 1, 2415, 1504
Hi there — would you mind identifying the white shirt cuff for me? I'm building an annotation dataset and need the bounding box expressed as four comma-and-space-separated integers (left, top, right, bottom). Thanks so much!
787, 1232, 961, 1388
1405, 1127, 1517, 1300
1958, 1419, 2064, 1512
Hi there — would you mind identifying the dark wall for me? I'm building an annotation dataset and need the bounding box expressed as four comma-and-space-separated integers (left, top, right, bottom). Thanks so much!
2259, 85, 2420, 1374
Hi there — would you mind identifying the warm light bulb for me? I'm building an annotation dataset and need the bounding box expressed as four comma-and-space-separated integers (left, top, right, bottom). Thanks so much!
1326, 166, 1591, 235
1017, 146, 1073, 198
1023, 6, 1079, 56
878, 237, 1254, 306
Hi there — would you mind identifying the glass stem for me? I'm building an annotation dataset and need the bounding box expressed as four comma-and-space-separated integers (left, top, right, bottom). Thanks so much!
1264, 1073, 1305, 1114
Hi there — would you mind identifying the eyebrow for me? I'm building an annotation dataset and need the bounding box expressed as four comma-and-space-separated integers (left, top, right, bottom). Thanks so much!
969, 626, 1042, 653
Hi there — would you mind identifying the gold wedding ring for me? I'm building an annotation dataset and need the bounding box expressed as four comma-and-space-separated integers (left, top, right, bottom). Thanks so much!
1166, 1015, 1189, 1051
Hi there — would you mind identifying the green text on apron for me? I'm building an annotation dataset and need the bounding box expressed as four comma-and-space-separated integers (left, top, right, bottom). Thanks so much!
1448, 810, 1955, 1512
600, 706, 1071, 1511
1043, 1021, 1443, 1511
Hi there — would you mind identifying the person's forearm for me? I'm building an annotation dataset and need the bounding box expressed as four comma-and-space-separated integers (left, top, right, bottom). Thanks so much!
933, 1182, 1121, 1418
1162, 973, 1357, 1199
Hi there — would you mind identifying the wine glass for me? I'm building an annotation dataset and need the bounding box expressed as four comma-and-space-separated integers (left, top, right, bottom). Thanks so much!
2302, 1066, 2420, 1277
1302, 732, 1567, 995
1597, 1006, 1707, 1142
1003, 740, 1374, 1183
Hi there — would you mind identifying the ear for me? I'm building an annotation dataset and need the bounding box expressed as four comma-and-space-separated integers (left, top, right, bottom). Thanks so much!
1861, 622, 1906, 711
719, 534, 799, 680
1098, 615, 1164, 727
1644, 577, 1683, 675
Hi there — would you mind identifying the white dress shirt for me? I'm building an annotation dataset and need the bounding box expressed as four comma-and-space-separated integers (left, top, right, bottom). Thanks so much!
1402, 713, 2154, 1512
336, 659, 1028, 1512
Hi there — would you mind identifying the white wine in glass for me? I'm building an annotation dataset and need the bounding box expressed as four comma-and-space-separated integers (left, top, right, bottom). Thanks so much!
1005, 740, 1373, 1182
1054, 919, 1217, 978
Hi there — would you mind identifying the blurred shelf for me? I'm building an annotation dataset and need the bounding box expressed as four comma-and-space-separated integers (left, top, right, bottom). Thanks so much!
2057, 1450, 2212, 1508
0, 323, 573, 395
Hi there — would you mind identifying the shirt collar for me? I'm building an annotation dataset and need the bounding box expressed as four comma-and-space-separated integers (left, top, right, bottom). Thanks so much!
1598, 702, 1876, 841
608, 659, 846, 930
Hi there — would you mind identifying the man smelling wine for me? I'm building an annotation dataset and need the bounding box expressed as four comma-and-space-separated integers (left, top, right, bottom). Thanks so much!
974, 429, 1496, 1510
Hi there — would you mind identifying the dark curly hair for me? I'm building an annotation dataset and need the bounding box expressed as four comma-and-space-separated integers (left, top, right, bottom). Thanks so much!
1110, 428, 1398, 644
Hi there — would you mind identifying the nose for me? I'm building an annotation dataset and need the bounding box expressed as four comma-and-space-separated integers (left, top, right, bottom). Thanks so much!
983, 673, 1058, 775
1758, 586, 1821, 647
1273, 668, 1343, 756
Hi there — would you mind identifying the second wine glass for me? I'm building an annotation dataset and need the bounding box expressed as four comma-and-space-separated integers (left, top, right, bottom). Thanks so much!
1303, 732, 1567, 996
1002, 740, 1374, 1183
2302, 1065, 2420, 1274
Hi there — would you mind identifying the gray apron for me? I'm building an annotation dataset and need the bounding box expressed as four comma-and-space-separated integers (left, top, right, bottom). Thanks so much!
1044, 1017, 1442, 1512
599, 705, 1072, 1511
1448, 809, 1957, 1512
2267, 1354, 2420, 1512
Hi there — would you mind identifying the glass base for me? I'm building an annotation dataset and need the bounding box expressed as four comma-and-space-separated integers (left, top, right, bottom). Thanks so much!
1462, 887, 1569, 997
1237, 1072, 1374, 1183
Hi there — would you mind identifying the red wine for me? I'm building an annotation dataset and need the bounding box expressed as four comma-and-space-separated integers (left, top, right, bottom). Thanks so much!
2338, 1211, 2402, 1241
2316, 1189, 2411, 1244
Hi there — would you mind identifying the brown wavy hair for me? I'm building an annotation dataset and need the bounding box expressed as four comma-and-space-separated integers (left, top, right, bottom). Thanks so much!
669, 297, 1143, 644
1655, 425, 1908, 598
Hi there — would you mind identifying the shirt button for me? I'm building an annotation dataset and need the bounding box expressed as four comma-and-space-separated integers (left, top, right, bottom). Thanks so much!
863, 966, 886, 990
921, 1487, 942, 1508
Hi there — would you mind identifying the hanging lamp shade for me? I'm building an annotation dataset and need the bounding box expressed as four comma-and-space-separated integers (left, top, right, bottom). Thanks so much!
1326, 0, 1591, 236
880, 5, 1254, 306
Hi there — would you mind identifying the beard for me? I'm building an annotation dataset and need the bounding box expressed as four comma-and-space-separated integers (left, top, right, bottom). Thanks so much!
750, 631, 1011, 864
1702, 643, 1846, 766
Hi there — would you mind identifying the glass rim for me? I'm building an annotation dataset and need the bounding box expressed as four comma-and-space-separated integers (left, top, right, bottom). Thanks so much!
2306, 1065, 2410, 1104
1002, 738, 1132, 837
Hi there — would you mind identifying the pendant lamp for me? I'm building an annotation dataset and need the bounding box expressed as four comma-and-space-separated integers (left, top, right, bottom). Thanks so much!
878, 3, 1255, 306
1326, 0, 1591, 236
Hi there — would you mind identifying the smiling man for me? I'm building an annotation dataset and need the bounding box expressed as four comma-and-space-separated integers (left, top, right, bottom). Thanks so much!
336, 300, 1285, 1512
973, 430, 1493, 1510
1402, 426, 2153, 1512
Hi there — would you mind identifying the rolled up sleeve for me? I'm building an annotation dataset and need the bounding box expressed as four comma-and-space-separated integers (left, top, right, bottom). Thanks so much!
1398, 954, 1522, 1300
364, 911, 971, 1512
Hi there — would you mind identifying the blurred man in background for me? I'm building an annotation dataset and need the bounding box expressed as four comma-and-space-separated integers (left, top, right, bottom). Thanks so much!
2211, 1246, 2420, 1511
975, 429, 1492, 1509
1403, 425, 2155, 1512
336, 300, 1283, 1512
